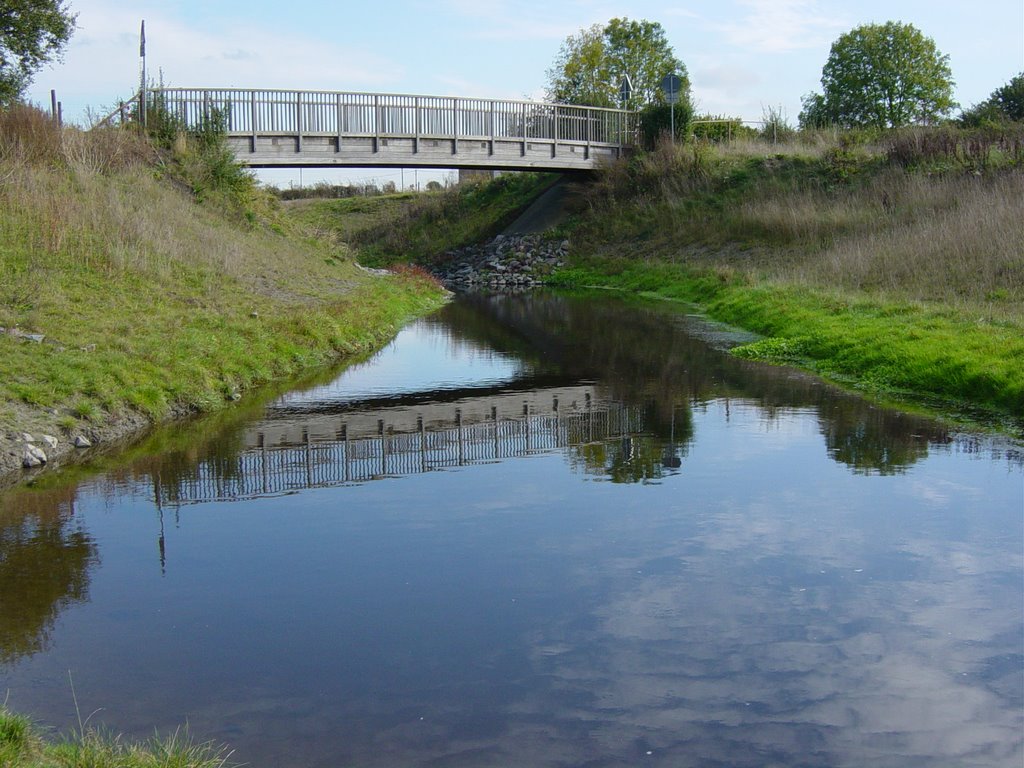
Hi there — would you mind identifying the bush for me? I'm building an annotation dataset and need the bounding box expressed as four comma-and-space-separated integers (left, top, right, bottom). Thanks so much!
884, 125, 1024, 170
759, 105, 796, 143
691, 115, 756, 143
638, 101, 694, 149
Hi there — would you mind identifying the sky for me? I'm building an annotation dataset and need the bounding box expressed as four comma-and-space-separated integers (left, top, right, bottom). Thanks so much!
26, 0, 1024, 187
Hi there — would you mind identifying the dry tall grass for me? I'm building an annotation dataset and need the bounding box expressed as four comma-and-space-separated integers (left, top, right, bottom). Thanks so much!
785, 172, 1024, 304
0, 105, 358, 327
579, 131, 1024, 311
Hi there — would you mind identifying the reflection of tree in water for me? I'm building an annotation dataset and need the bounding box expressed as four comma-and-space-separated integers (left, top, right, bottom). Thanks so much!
457, 292, 956, 476
0, 486, 97, 665
818, 399, 949, 475
570, 401, 695, 483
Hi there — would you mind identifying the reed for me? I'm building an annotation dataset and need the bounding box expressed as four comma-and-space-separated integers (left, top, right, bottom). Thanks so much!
0, 707, 235, 768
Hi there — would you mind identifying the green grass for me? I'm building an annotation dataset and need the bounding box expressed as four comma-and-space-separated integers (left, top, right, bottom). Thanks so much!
289, 172, 559, 266
552, 259, 1024, 422
0, 707, 234, 768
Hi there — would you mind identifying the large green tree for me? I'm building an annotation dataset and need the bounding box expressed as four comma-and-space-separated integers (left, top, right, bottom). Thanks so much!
546, 17, 687, 110
0, 0, 76, 106
799, 21, 955, 129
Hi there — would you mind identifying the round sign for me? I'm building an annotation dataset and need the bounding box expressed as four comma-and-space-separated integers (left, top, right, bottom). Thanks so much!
661, 73, 683, 103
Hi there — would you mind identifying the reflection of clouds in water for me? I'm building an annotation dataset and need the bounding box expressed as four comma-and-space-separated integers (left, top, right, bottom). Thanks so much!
909, 477, 983, 507
520, 488, 1022, 766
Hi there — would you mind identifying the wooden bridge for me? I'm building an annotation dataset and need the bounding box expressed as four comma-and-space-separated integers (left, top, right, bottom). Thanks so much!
147, 87, 637, 171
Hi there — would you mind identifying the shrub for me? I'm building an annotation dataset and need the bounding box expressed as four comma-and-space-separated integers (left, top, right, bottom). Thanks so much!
638, 101, 694, 149
691, 115, 756, 143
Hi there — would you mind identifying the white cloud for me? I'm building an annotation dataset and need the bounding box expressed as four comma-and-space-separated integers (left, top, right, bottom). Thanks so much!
29, 0, 406, 123
718, 0, 849, 53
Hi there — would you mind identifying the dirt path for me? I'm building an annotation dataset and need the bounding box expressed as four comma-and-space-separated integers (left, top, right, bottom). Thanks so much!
503, 176, 573, 234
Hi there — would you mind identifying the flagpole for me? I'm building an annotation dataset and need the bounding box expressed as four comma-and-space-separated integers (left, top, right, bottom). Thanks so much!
140, 20, 147, 129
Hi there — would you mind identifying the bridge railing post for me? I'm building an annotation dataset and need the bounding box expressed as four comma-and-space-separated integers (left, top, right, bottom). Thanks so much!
250, 90, 258, 153
552, 104, 558, 158
488, 100, 495, 156
521, 102, 527, 157
414, 96, 421, 154
335, 92, 343, 153
373, 94, 381, 153
452, 97, 459, 156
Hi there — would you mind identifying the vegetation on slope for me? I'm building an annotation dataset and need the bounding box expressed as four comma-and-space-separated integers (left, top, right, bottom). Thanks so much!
552, 128, 1024, 422
287, 171, 558, 267
0, 106, 446, 471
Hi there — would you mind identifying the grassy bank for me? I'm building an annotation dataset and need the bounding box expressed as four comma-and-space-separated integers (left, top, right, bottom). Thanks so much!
288, 171, 557, 266
0, 706, 231, 768
0, 106, 447, 475
546, 130, 1023, 425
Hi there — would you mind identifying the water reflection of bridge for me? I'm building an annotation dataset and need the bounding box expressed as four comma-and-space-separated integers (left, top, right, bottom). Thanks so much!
159, 390, 644, 506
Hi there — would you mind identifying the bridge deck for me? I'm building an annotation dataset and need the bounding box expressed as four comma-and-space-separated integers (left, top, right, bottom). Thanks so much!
150, 88, 637, 171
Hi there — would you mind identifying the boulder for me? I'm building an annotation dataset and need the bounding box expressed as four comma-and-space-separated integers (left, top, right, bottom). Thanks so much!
23, 444, 47, 468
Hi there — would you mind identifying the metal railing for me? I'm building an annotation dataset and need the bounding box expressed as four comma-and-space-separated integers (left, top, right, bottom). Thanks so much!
147, 87, 638, 148
155, 401, 643, 506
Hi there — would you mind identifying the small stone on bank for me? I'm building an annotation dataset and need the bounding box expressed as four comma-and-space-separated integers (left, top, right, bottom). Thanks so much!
23, 444, 47, 468
40, 434, 59, 450
73, 435, 92, 448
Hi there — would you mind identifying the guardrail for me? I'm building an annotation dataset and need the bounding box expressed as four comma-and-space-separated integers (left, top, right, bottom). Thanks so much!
145, 88, 638, 170
154, 401, 644, 505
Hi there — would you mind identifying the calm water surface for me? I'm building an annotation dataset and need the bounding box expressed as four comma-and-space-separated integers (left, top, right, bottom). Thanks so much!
1, 292, 1022, 767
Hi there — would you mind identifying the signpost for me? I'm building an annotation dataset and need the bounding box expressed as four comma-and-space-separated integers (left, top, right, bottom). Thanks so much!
619, 75, 633, 110
661, 73, 683, 143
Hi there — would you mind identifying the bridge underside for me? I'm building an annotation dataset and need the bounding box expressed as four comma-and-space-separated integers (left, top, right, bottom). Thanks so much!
228, 134, 624, 171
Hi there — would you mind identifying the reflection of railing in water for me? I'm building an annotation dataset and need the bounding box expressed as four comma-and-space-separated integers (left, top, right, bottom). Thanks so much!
161, 401, 643, 506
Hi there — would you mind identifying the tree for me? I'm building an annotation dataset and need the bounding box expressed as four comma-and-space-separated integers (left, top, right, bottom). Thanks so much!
0, 0, 76, 106
546, 24, 610, 107
960, 72, 1024, 125
991, 73, 1024, 121
798, 92, 833, 129
546, 17, 688, 111
802, 21, 955, 129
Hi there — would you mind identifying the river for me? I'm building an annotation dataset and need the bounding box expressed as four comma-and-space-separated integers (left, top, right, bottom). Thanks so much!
1, 291, 1021, 767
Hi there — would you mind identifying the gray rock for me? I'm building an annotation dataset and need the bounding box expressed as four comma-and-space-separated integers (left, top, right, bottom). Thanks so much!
73, 435, 92, 448
40, 434, 59, 450
20, 432, 34, 443
23, 445, 47, 468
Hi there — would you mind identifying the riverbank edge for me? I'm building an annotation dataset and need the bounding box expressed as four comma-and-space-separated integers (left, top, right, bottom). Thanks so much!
0, 275, 449, 491
549, 257, 1024, 434
0, 704, 230, 768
